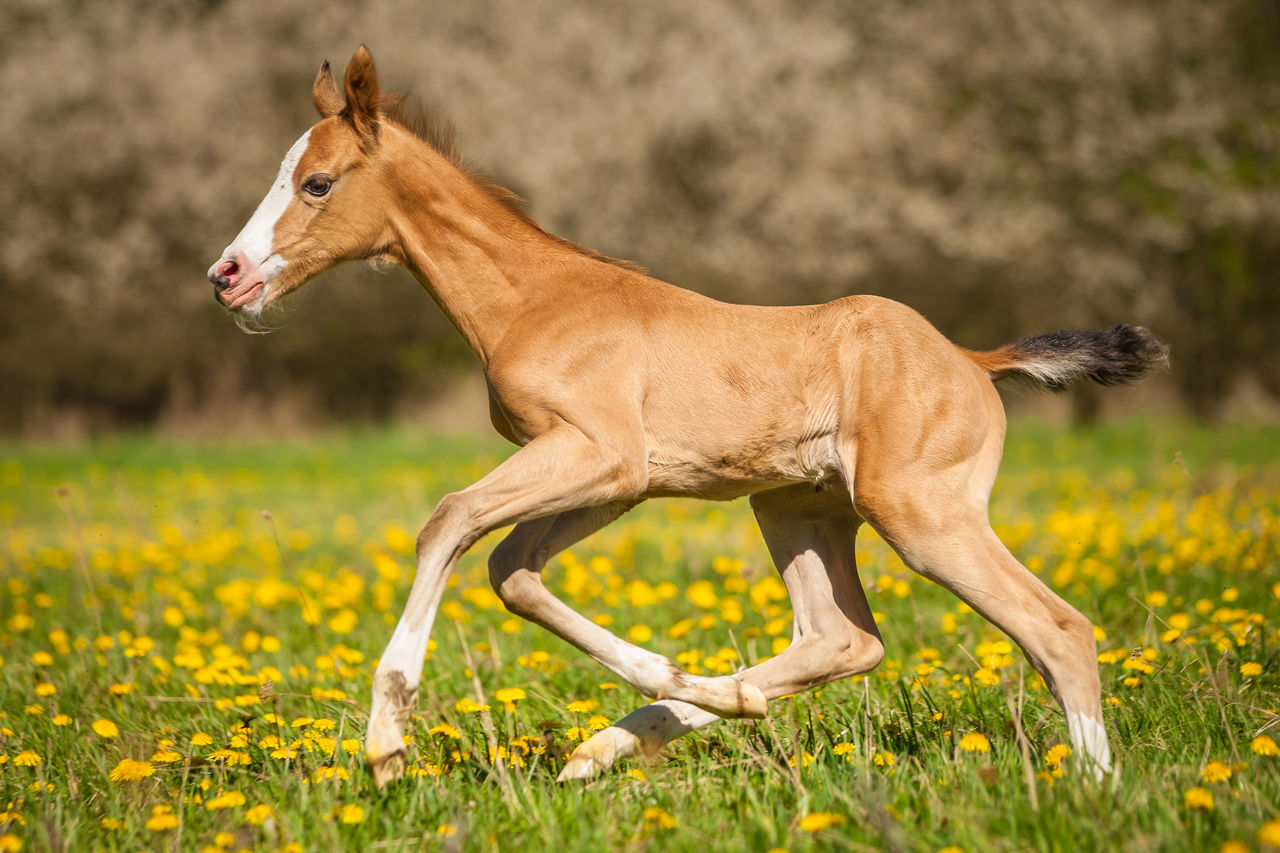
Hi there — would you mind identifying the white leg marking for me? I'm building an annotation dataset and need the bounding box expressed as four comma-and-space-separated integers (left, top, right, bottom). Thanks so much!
1066, 709, 1113, 779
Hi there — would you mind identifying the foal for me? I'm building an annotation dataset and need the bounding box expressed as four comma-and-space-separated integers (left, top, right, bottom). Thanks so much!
208, 47, 1166, 788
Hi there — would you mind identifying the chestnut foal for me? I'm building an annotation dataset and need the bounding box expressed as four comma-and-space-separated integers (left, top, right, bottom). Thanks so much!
208, 47, 1166, 788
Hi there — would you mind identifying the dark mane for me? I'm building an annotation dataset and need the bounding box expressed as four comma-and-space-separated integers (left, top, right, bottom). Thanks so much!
381, 94, 646, 274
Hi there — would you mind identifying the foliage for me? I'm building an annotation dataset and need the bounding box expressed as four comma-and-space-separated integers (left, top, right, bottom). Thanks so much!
2, 1, 1279, 433
0, 421, 1277, 851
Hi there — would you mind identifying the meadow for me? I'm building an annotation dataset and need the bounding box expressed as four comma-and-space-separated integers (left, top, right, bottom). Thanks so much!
1, 420, 1277, 852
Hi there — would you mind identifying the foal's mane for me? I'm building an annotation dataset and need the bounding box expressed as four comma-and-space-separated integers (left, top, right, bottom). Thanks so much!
380, 94, 646, 274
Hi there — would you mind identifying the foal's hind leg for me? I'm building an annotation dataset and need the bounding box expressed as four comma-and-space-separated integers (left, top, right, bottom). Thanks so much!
853, 437, 1113, 777
560, 484, 884, 780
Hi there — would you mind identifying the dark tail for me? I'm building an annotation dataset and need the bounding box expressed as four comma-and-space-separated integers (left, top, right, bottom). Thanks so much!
966, 325, 1169, 391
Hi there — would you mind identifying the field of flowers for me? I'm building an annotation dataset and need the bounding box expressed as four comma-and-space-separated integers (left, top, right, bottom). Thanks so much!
1, 421, 1278, 852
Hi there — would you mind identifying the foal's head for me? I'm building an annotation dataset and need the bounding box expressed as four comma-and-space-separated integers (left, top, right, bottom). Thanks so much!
207, 46, 395, 331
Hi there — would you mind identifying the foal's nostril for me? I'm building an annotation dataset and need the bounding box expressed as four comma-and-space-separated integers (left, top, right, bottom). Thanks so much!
210, 259, 241, 292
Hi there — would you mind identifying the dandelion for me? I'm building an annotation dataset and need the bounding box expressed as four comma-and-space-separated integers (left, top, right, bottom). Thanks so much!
339, 804, 364, 824
437, 824, 457, 836
0, 834, 21, 852
150, 749, 183, 764
833, 742, 856, 758
13, 751, 42, 767
205, 791, 246, 810
1201, 761, 1232, 783
495, 687, 526, 711
429, 723, 461, 739
454, 698, 490, 713
1240, 662, 1263, 677
51, 714, 70, 727
1251, 735, 1278, 757
959, 732, 991, 753
799, 812, 845, 832
1184, 787, 1214, 811
643, 807, 677, 830
1045, 744, 1072, 767
627, 624, 653, 643
145, 805, 178, 831
566, 699, 599, 714
244, 804, 274, 825
190, 732, 213, 746
91, 719, 119, 738
1259, 819, 1280, 848
342, 738, 363, 754
587, 714, 611, 731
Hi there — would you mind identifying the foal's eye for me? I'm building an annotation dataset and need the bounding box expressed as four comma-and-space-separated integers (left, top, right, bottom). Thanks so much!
302, 175, 332, 197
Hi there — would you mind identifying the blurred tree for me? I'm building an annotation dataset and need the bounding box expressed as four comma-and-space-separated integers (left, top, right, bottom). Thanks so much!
1, 0, 1276, 433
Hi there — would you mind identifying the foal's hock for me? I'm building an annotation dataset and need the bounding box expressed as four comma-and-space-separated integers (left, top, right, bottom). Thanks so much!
208, 46, 1168, 788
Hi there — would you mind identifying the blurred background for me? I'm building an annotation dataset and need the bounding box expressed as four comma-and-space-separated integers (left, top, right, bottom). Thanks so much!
2, 0, 1278, 439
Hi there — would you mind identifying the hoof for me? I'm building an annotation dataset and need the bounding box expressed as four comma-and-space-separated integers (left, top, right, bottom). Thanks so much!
556, 751, 597, 782
368, 749, 406, 789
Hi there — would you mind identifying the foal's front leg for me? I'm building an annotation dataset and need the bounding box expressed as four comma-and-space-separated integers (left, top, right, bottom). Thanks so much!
365, 427, 644, 787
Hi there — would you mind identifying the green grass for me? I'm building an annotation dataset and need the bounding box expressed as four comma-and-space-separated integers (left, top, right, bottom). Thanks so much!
1, 420, 1278, 852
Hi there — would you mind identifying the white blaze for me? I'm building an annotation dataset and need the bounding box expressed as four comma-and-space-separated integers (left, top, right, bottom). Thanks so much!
222, 129, 312, 269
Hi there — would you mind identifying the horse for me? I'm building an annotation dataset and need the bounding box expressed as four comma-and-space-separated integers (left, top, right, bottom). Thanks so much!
208, 46, 1167, 788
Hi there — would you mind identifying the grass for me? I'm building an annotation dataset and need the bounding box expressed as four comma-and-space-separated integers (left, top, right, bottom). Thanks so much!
1, 419, 1278, 852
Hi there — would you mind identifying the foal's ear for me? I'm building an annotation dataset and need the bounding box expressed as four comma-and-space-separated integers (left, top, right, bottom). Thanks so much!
313, 60, 345, 118
343, 44, 381, 148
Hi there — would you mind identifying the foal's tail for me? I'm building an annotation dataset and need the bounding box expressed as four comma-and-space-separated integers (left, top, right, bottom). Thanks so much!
966, 325, 1169, 391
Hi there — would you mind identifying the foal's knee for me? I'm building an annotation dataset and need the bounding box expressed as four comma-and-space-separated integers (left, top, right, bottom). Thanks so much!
488, 542, 543, 618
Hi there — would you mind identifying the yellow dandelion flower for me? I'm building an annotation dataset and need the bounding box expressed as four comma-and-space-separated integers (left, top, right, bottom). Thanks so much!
973, 668, 1001, 688
587, 714, 611, 731
598, 681, 618, 691
627, 768, 647, 782
959, 732, 991, 753
937, 848, 964, 853
290, 717, 315, 728
342, 738, 363, 754
566, 726, 590, 742
495, 687, 526, 710
1184, 787, 1214, 811
92, 719, 119, 738
1045, 744, 1073, 767
190, 732, 213, 746
1220, 841, 1248, 853
145, 805, 178, 831
1258, 819, 1280, 847
310, 718, 336, 731
1251, 735, 1278, 757
151, 750, 183, 764
110, 753, 154, 778
798, 812, 845, 832
643, 807, 677, 829
1240, 662, 1263, 677
437, 824, 457, 836
34, 682, 56, 697
1201, 761, 1232, 783
339, 804, 364, 824
24, 705, 43, 717
627, 624, 653, 643
205, 791, 246, 811
454, 698, 490, 713
0, 833, 21, 852
566, 699, 599, 714
429, 723, 461, 739
14, 751, 42, 767
51, 714, 71, 727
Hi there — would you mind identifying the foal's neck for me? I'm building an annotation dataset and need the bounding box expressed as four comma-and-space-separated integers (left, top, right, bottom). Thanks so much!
381, 126, 594, 368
